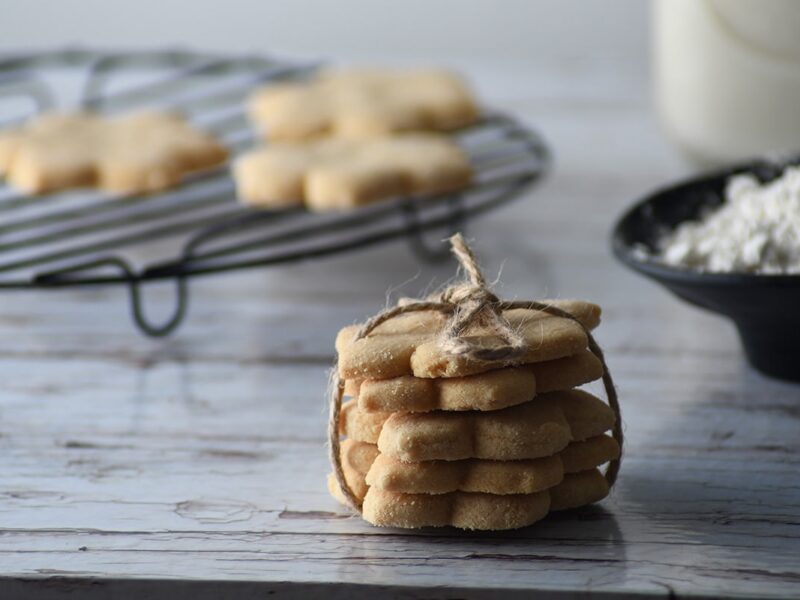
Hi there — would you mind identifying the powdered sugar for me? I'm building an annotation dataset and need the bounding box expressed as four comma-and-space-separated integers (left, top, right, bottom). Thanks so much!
659, 166, 800, 274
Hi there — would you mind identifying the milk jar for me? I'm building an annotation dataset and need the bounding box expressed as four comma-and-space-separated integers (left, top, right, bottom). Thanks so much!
654, 0, 800, 165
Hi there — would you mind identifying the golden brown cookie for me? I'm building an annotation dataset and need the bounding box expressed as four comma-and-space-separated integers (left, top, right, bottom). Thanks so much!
327, 471, 351, 507
548, 469, 609, 511
234, 133, 471, 210
340, 390, 613, 459
328, 434, 617, 504
248, 68, 479, 141
349, 348, 602, 413
376, 396, 572, 462
533, 349, 604, 394
366, 453, 563, 495
336, 300, 601, 380
338, 400, 389, 444
554, 389, 617, 441
357, 366, 536, 413
559, 435, 620, 474
327, 437, 379, 506
362, 487, 550, 530
0, 111, 227, 194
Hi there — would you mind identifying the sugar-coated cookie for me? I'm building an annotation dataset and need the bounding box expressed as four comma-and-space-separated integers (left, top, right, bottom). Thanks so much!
357, 366, 536, 413
555, 389, 617, 441
235, 134, 471, 210
338, 400, 388, 444
362, 487, 551, 530
336, 300, 601, 380
349, 348, 602, 413
532, 349, 604, 394
339, 390, 614, 459
549, 469, 609, 511
329, 434, 617, 504
558, 435, 620, 473
376, 396, 572, 462
0, 111, 227, 194
366, 453, 563, 495
248, 69, 479, 142
329, 439, 379, 503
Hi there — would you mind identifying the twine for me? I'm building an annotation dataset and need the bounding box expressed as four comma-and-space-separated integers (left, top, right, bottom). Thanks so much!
328, 233, 622, 512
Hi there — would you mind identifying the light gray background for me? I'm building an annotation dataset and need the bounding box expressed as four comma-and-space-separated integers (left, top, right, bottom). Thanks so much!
0, 0, 649, 68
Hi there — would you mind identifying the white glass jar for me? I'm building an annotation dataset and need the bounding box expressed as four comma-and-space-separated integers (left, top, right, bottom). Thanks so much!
654, 0, 800, 165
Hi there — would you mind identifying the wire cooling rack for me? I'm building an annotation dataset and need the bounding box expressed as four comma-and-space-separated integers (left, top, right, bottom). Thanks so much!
0, 48, 550, 335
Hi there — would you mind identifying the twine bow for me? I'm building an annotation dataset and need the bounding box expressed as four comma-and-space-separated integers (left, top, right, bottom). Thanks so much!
328, 233, 622, 513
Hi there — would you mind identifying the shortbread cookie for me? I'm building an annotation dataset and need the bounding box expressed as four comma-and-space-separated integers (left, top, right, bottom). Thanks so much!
339, 399, 389, 444
377, 396, 572, 462
356, 366, 536, 413
336, 300, 601, 380
329, 433, 617, 504
327, 471, 352, 507
532, 349, 603, 394
362, 487, 550, 530
555, 389, 616, 441
337, 299, 599, 352
235, 133, 471, 211
248, 69, 479, 142
340, 389, 613, 458
366, 453, 563, 496
329, 438, 379, 502
0, 111, 227, 194
549, 469, 609, 511
559, 435, 620, 474
350, 348, 602, 413
327, 439, 375, 505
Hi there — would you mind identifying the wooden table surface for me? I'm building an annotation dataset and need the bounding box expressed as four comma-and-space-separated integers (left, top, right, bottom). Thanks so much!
2, 61, 799, 599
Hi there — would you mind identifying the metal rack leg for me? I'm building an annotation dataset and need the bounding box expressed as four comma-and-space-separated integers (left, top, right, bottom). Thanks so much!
34, 257, 190, 337
128, 276, 189, 337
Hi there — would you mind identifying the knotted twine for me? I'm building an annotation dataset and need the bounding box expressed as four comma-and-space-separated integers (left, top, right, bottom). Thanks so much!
328, 233, 622, 512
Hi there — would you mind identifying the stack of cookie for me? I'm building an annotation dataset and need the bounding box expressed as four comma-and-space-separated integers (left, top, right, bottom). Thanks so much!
328, 297, 621, 530
235, 68, 478, 211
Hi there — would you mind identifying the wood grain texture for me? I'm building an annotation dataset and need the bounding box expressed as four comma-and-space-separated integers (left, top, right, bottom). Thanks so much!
1, 62, 799, 599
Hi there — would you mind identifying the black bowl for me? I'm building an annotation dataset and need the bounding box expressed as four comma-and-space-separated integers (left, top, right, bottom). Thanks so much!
612, 159, 800, 382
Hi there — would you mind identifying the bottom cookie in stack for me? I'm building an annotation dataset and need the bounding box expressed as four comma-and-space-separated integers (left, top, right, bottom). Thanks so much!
328, 390, 620, 530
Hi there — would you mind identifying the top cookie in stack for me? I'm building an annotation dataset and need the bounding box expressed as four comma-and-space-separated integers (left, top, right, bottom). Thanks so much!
336, 298, 600, 380
328, 234, 622, 531
236, 68, 478, 211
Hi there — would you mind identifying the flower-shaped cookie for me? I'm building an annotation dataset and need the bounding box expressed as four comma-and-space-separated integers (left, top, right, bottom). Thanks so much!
234, 133, 472, 211
0, 111, 228, 194
248, 69, 479, 141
